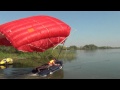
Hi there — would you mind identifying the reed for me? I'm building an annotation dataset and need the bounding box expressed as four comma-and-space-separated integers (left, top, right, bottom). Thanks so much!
0, 47, 76, 67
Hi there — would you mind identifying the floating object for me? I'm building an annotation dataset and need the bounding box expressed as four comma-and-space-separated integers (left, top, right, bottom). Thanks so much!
0, 58, 13, 65
31, 60, 63, 77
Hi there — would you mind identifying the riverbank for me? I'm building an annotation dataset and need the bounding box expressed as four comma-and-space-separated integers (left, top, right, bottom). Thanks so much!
0, 48, 76, 67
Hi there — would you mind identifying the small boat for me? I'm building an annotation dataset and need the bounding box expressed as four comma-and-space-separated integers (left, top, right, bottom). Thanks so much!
0, 58, 13, 65
31, 60, 63, 77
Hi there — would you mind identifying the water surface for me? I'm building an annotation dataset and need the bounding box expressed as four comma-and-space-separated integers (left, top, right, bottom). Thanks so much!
1, 49, 120, 79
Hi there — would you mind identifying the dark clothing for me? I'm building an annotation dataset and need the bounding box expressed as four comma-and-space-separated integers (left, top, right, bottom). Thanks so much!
37, 64, 49, 70
55, 60, 62, 65
32, 59, 62, 74
32, 64, 49, 74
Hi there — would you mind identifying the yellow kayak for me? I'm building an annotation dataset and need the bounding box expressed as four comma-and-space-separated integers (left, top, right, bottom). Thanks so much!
0, 58, 13, 65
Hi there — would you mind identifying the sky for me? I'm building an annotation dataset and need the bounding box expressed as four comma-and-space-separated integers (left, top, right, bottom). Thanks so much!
0, 11, 120, 47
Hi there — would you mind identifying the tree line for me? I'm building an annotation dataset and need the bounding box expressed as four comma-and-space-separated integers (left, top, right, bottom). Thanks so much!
0, 44, 120, 53
60, 44, 120, 50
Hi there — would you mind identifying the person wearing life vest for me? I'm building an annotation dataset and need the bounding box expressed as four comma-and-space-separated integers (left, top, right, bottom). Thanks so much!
32, 58, 60, 73
48, 59, 60, 66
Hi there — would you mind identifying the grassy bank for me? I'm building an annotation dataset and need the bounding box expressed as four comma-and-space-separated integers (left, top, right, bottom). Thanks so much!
0, 46, 76, 67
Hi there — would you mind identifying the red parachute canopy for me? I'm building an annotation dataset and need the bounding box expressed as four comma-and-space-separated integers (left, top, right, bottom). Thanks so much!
0, 15, 71, 52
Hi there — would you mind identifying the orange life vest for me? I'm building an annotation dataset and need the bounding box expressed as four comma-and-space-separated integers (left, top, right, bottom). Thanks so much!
48, 60, 55, 65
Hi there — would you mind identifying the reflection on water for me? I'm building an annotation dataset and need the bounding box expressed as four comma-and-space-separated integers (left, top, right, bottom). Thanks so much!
61, 50, 77, 63
0, 65, 13, 69
1, 49, 120, 79
0, 50, 75, 79
63, 49, 120, 79
0, 66, 64, 79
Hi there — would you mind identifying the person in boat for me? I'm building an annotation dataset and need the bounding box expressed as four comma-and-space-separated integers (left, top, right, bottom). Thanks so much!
48, 58, 60, 67
32, 58, 60, 73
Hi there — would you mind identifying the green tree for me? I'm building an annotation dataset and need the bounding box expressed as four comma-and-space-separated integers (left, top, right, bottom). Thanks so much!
82, 44, 98, 50
69, 45, 77, 50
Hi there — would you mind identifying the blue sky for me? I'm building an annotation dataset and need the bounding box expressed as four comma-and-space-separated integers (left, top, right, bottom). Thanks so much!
0, 11, 120, 47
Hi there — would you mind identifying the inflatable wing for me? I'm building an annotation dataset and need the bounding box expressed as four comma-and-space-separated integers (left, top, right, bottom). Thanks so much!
0, 15, 71, 52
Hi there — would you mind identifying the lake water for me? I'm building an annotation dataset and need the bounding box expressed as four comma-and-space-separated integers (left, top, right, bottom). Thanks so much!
1, 49, 120, 79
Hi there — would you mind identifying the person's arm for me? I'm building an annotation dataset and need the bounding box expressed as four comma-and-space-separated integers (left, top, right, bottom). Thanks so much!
38, 68, 41, 72
54, 63, 60, 66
